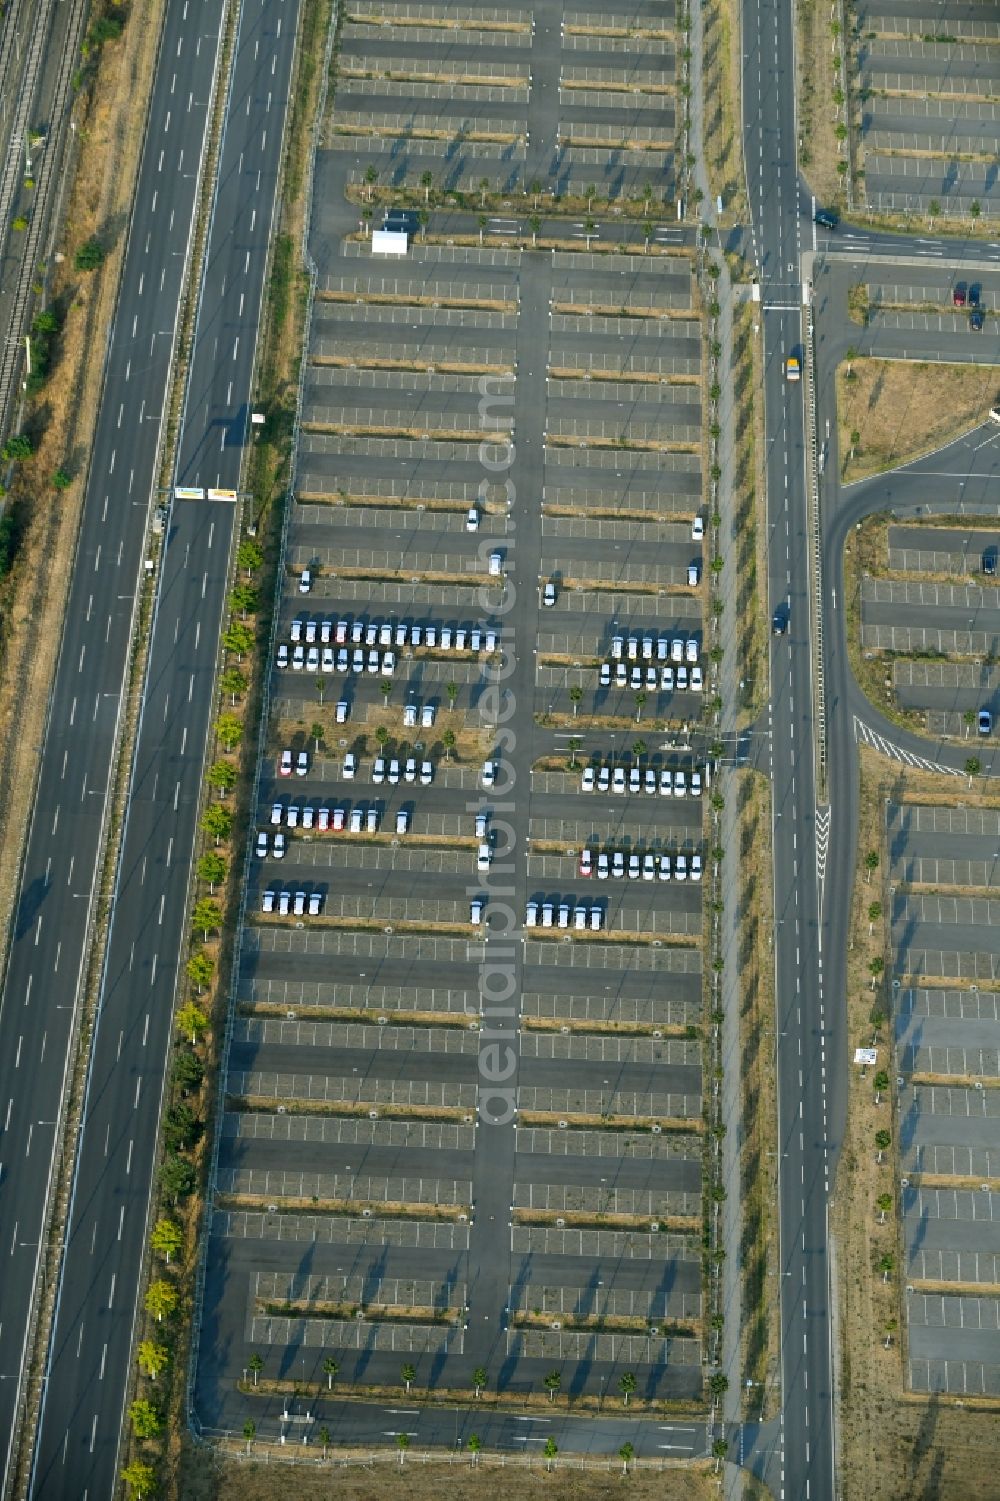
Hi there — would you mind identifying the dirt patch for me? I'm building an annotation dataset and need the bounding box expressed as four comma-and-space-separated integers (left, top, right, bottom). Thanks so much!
834, 746, 1000, 1501
836, 357, 1000, 484
702, 0, 748, 222
796, 0, 848, 209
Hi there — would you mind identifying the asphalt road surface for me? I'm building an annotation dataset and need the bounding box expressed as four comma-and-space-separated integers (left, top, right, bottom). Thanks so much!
16, 1, 300, 1497
0, 0, 227, 1490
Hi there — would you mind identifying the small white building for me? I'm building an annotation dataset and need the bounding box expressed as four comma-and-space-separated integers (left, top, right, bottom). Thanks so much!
371, 228, 408, 257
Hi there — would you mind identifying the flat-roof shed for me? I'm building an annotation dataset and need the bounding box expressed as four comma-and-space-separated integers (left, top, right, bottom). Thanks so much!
371, 229, 408, 256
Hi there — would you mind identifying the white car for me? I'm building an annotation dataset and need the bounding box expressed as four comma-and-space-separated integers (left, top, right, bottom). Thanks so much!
541, 903, 554, 928
440, 626, 453, 651
279, 749, 293, 777
581, 766, 596, 792
290, 618, 303, 643
270, 802, 283, 826
690, 852, 703, 881
630, 665, 642, 690
321, 647, 335, 672
470, 628, 481, 652
691, 515, 704, 541
588, 906, 602, 930
301, 805, 314, 830
273, 832, 287, 859
404, 758, 417, 782
367, 649, 380, 674
304, 620, 317, 645
691, 768, 703, 797
470, 899, 484, 924
670, 638, 684, 663
574, 906, 587, 930
396, 810, 410, 835
641, 636, 654, 661
335, 619, 348, 644
261, 889, 276, 913
379, 623, 392, 647
688, 563, 701, 586
351, 648, 364, 673
320, 619, 332, 644
629, 767, 641, 794
597, 766, 610, 793
276, 643, 289, 669
466, 507, 480, 531
308, 892, 322, 916
675, 852, 688, 881
643, 853, 656, 881
612, 852, 625, 878
332, 807, 345, 832
646, 666, 657, 690
616, 663, 628, 687
673, 769, 687, 798
488, 551, 502, 576
691, 665, 704, 692
455, 627, 468, 652
542, 582, 556, 607
420, 761, 433, 785
373, 757, 386, 784
411, 624, 423, 647
525, 901, 538, 927
657, 637, 669, 661
286, 804, 299, 830
404, 703, 417, 727
644, 769, 656, 795
293, 890, 306, 916
484, 628, 498, 653
278, 890, 291, 916
349, 808, 363, 833
395, 622, 408, 646
628, 853, 640, 879
597, 852, 609, 879
336, 648, 348, 672
306, 646, 320, 672
557, 904, 570, 929
295, 751, 309, 777
685, 638, 699, 664
255, 830, 268, 857
599, 662, 611, 686
365, 623, 378, 646
335, 700, 348, 724
291, 644, 305, 671
421, 704, 435, 728
388, 759, 400, 784
658, 853, 672, 881
612, 767, 626, 795
661, 665, 674, 691
579, 849, 593, 878
298, 569, 312, 594
425, 626, 438, 649
342, 752, 357, 779
366, 808, 378, 833
351, 621, 364, 644
477, 842, 491, 872
316, 807, 330, 831
611, 636, 624, 660
475, 813, 489, 840
481, 761, 496, 789
659, 769, 672, 796
676, 665, 689, 691
627, 637, 639, 661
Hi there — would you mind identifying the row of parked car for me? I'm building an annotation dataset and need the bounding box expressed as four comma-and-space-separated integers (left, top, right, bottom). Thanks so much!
578, 847, 702, 881
268, 801, 411, 834
288, 616, 500, 653
581, 763, 704, 797
601, 661, 703, 692
261, 888, 323, 916
279, 643, 397, 675
526, 901, 604, 930
612, 635, 700, 663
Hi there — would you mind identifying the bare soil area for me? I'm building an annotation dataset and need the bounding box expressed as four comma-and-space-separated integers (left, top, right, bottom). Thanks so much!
836, 357, 1000, 484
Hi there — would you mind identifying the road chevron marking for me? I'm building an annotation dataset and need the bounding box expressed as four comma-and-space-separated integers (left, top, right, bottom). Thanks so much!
815, 805, 831, 885
853, 716, 962, 777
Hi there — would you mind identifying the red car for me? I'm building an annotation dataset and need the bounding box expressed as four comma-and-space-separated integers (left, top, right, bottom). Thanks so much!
953, 282, 968, 307
279, 749, 293, 777
579, 849, 593, 878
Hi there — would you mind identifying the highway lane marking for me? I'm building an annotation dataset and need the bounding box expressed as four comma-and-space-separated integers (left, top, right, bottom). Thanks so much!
125, 1140, 133, 1175
99, 1343, 107, 1380
89, 1413, 98, 1453
54, 943, 60, 974
118, 1205, 125, 1242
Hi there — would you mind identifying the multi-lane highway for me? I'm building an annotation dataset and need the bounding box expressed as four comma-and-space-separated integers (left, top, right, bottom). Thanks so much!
742, 0, 838, 1495
0, 0, 299, 1495
27, 1, 300, 1494
0, 0, 227, 1489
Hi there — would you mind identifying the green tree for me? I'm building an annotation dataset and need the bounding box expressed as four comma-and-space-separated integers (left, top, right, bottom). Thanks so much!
163, 1100, 201, 1152
966, 756, 982, 780
971, 199, 982, 219
137, 1340, 169, 1381
879, 1252, 895, 1282
197, 853, 226, 892
876, 1192, 892, 1224
220, 668, 247, 703
243, 1420, 256, 1453
543, 1369, 561, 1402
712, 1438, 728, 1472
472, 1365, 488, 1397
52, 467, 72, 490
867, 901, 882, 933
479, 176, 490, 206
420, 170, 434, 202
150, 1219, 182, 1263
396, 1433, 410, 1464
442, 727, 456, 760
529, 214, 541, 245
201, 803, 232, 844
468, 1433, 482, 1465
315, 675, 326, 705
446, 681, 459, 709
248, 1352, 264, 1386
928, 198, 941, 221
237, 539, 263, 575
632, 739, 647, 759
74, 237, 104, 271
619, 1370, 637, 1405
585, 183, 598, 210
230, 582, 257, 617
864, 849, 879, 883
529, 177, 543, 207
634, 689, 647, 721
873, 1070, 890, 1103
478, 214, 488, 244
324, 1356, 339, 1389
121, 1462, 156, 1498
185, 951, 214, 993
207, 760, 236, 797
364, 164, 378, 199
380, 680, 392, 704
543, 1436, 558, 1470
400, 1362, 416, 1392
145, 1280, 178, 1323
176, 1002, 208, 1045
620, 1442, 634, 1474
192, 898, 222, 941
708, 1372, 729, 1398
868, 956, 884, 988
569, 685, 583, 716
642, 219, 654, 251
159, 1154, 195, 1203
311, 721, 325, 751
318, 1425, 331, 1457
875, 1128, 891, 1163
173, 1049, 203, 1095
223, 622, 254, 658
1, 433, 32, 461
129, 1399, 162, 1440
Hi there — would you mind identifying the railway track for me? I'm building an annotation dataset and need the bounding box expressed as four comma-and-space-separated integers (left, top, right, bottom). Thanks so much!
0, 0, 88, 435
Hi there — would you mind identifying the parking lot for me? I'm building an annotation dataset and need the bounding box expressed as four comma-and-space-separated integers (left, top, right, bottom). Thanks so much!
886, 800, 1000, 1395
860, 523, 1000, 736
856, 0, 1000, 214
195, 0, 709, 1418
